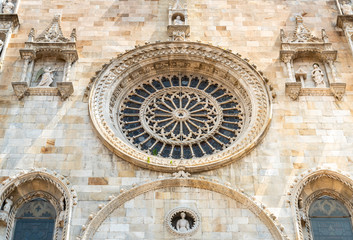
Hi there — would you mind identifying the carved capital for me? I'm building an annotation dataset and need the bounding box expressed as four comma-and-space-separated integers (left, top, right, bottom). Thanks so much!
280, 50, 295, 63
285, 82, 302, 100
11, 82, 29, 100
330, 83, 346, 101
57, 82, 74, 100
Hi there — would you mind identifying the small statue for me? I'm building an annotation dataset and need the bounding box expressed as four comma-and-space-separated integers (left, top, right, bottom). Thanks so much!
311, 63, 325, 88
38, 66, 56, 87
176, 212, 190, 233
341, 1, 353, 15
173, 15, 184, 25
2, 0, 15, 14
3, 196, 13, 213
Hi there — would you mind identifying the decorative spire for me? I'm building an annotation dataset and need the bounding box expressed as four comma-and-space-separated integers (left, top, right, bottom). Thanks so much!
34, 15, 70, 43
292, 15, 320, 43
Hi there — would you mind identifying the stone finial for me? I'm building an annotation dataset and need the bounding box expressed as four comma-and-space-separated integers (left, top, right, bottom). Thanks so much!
292, 15, 320, 43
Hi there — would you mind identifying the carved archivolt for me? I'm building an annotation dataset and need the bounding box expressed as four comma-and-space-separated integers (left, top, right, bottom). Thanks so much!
0, 168, 77, 240
77, 177, 288, 240
289, 168, 353, 240
88, 41, 273, 173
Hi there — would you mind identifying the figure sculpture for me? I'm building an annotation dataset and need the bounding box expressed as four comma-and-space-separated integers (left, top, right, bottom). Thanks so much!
3, 196, 13, 213
38, 67, 56, 87
176, 212, 190, 233
341, 1, 353, 15
2, 0, 15, 14
173, 15, 184, 25
311, 63, 325, 88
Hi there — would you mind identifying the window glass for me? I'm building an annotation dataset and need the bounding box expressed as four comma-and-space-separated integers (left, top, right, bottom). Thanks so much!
13, 198, 56, 240
309, 196, 353, 240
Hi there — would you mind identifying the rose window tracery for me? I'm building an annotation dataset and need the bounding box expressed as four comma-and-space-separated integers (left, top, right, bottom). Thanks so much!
119, 74, 245, 159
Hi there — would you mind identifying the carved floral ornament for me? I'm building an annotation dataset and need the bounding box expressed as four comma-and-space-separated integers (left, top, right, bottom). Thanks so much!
0, 168, 77, 240
88, 41, 273, 173
77, 176, 288, 240
288, 168, 353, 240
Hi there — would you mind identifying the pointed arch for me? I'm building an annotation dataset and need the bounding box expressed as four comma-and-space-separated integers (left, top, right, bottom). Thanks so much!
290, 168, 353, 240
0, 169, 77, 240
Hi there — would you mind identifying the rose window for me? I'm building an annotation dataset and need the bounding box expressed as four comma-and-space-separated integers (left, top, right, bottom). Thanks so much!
119, 74, 244, 159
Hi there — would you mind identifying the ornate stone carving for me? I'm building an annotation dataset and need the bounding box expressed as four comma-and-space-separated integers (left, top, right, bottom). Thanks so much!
168, 0, 190, 41
311, 63, 325, 87
0, 168, 77, 240
0, 196, 12, 226
292, 16, 320, 43
2, 0, 15, 14
77, 177, 288, 240
281, 16, 345, 100
12, 15, 78, 100
88, 42, 272, 173
285, 82, 301, 100
330, 82, 347, 100
165, 207, 200, 236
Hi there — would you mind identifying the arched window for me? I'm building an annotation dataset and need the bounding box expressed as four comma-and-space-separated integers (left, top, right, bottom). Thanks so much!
309, 196, 353, 240
13, 198, 56, 240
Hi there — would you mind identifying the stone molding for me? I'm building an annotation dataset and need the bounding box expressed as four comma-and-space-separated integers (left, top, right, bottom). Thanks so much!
12, 15, 77, 100
0, 168, 77, 240
88, 41, 273, 173
77, 177, 289, 240
288, 168, 353, 240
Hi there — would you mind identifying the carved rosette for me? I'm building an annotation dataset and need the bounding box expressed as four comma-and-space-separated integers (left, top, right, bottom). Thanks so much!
165, 207, 200, 237
88, 42, 272, 172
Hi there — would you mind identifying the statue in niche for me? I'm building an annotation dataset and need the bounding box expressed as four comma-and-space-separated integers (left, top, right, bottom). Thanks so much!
176, 212, 190, 232
311, 63, 325, 88
341, 1, 353, 15
37, 66, 57, 87
2, 0, 15, 14
173, 15, 184, 25
2, 196, 13, 213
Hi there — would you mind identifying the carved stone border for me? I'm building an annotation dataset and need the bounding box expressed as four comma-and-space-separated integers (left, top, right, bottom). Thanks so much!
88, 41, 273, 173
77, 177, 288, 240
165, 207, 200, 237
0, 168, 77, 240
289, 168, 353, 240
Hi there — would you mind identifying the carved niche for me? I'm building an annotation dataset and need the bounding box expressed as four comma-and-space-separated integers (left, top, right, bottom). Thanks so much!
12, 15, 78, 100
167, 0, 190, 41
280, 16, 346, 101
336, 0, 353, 57
0, 0, 19, 69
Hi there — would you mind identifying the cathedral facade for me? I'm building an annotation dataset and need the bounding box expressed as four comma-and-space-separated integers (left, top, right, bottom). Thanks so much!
0, 0, 353, 239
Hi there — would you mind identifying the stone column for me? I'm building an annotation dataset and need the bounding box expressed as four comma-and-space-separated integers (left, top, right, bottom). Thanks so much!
20, 57, 30, 82
26, 59, 35, 85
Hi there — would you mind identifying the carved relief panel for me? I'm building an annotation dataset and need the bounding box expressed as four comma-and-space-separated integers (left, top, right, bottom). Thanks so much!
11, 15, 78, 100
280, 16, 346, 101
